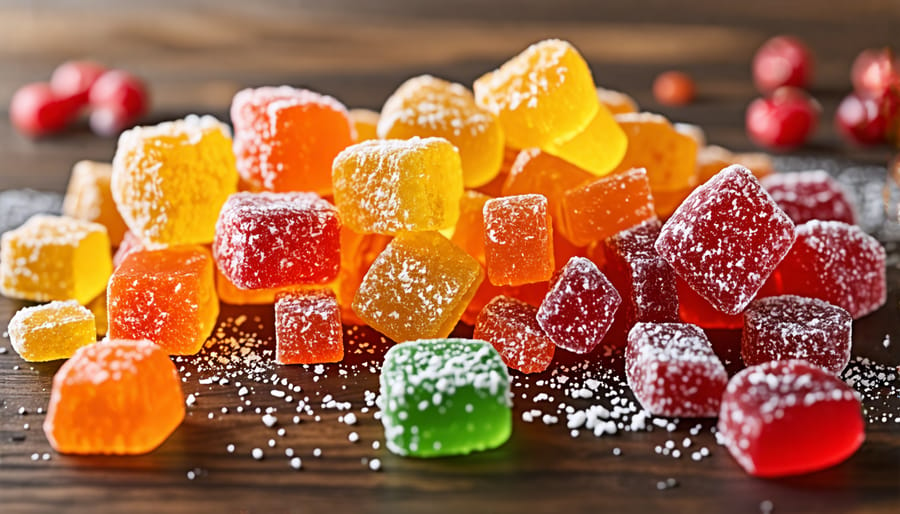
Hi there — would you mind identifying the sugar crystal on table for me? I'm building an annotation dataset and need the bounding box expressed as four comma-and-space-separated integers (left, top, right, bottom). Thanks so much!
474, 295, 555, 374
1, 214, 111, 304
8, 300, 96, 362
213, 192, 341, 290
62, 160, 128, 246
760, 170, 856, 225
536, 256, 620, 354
379, 338, 511, 457
0, 189, 63, 237
483, 194, 554, 286
332, 137, 463, 234
275, 289, 343, 365
111, 115, 238, 248
43, 339, 185, 455
108, 245, 218, 355
625, 322, 728, 417
231, 86, 353, 195
717, 359, 864, 477
352, 231, 483, 343
655, 164, 795, 315
742, 295, 852, 375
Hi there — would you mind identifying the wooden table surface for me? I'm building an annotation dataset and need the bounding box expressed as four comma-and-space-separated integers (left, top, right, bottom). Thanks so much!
1, 1, 899, 513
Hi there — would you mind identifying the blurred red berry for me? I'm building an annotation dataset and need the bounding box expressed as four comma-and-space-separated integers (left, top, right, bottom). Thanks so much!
50, 60, 107, 105
746, 86, 819, 149
753, 35, 813, 93
89, 106, 135, 138
653, 71, 696, 106
10, 82, 81, 137
89, 70, 148, 121
835, 89, 900, 146
851, 48, 900, 97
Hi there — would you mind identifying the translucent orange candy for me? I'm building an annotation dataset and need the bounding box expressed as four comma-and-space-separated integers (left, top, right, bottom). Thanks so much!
448, 190, 492, 266
613, 112, 698, 194
697, 145, 774, 184
483, 194, 554, 286
43, 339, 185, 455
337, 227, 392, 325
543, 103, 627, 176
349, 108, 379, 143
597, 87, 639, 115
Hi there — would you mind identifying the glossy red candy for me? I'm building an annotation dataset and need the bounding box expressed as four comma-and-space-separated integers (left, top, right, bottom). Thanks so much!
474, 295, 555, 374
675, 275, 743, 330
760, 171, 856, 225
275, 289, 343, 365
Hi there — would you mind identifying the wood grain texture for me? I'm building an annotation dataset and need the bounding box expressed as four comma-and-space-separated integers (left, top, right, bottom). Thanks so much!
1, 1, 899, 512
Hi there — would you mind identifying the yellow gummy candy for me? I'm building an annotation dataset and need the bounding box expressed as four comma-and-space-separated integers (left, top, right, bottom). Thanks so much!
543, 104, 628, 176
8, 300, 97, 362
63, 160, 129, 247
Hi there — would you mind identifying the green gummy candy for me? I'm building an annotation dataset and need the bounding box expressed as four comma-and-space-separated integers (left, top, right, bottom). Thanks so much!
379, 338, 512, 457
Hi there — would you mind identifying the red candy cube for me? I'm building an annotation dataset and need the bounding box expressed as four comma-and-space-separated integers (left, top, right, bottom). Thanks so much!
675, 275, 744, 329
275, 289, 343, 365
655, 165, 795, 315
742, 295, 852, 375
483, 194, 554, 286
625, 322, 728, 417
760, 171, 857, 225
474, 296, 555, 374
536, 256, 621, 354
213, 192, 340, 290
718, 360, 865, 477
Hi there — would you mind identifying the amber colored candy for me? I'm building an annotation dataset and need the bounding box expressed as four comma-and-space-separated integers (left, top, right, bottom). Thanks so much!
87, 292, 108, 337
483, 194, 554, 286
544, 104, 627, 176
597, 87, 638, 115
697, 145, 774, 184
62, 160, 128, 246
349, 108, 379, 143
448, 190, 492, 266
43, 339, 185, 455
108, 246, 218, 355
613, 112, 699, 194
8, 301, 96, 362
275, 289, 343, 365
231, 86, 353, 195
216, 268, 288, 305
474, 39, 599, 149
674, 122, 707, 147
337, 227, 392, 325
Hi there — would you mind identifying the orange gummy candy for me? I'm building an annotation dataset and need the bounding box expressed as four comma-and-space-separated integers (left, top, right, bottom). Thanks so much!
597, 87, 639, 115
349, 108, 379, 143
613, 112, 698, 194
483, 194, 555, 286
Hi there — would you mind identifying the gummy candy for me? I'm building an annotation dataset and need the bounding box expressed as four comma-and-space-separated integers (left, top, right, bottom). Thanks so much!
275, 289, 343, 365
112, 230, 143, 269
43, 339, 185, 455
613, 112, 699, 194
0, 189, 62, 237
675, 275, 743, 330
8, 300, 96, 362
349, 108, 379, 143
760, 170, 856, 225
337, 227, 392, 324
543, 103, 627, 176
448, 190, 492, 265
696, 145, 773, 185
483, 194, 554, 286
597, 87, 638, 115
62, 160, 128, 246
87, 291, 108, 337
215, 268, 289, 305
379, 338, 511, 457
717, 359, 864, 477
474, 295, 555, 374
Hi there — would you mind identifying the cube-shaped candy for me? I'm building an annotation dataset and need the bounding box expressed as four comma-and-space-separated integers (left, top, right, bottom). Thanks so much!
483, 194, 554, 286
461, 279, 548, 327
213, 192, 341, 290
448, 190, 492, 266
275, 289, 343, 365
1, 215, 112, 304
474, 296, 555, 374
113, 231, 143, 269
378, 75, 504, 188
215, 268, 289, 305
43, 339, 185, 455
87, 291, 108, 337
62, 160, 128, 246
349, 108, 379, 143
474, 39, 599, 149
0, 189, 62, 237
231, 86, 353, 195
352, 232, 483, 342
743, 295, 852, 375
337, 227, 392, 324
766, 221, 885, 319
613, 113, 698, 194
108, 246, 218, 355
717, 360, 864, 477
675, 275, 743, 330
655, 165, 795, 315
560, 167, 656, 246
544, 105, 627, 176
332, 137, 463, 234
8, 301, 96, 362
760, 171, 856, 225
111, 115, 238, 248
379, 338, 511, 457
537, 257, 620, 354
597, 87, 638, 115
696, 145, 774, 185
625, 322, 728, 417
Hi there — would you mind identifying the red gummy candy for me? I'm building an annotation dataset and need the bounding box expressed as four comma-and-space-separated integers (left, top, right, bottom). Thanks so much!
474, 295, 555, 374
275, 289, 343, 365
675, 275, 743, 330
760, 171, 856, 225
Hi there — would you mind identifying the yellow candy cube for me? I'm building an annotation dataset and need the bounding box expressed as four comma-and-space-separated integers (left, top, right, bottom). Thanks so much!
63, 160, 129, 247
543, 104, 627, 176
349, 108, 380, 143
8, 300, 96, 362
1, 215, 112, 304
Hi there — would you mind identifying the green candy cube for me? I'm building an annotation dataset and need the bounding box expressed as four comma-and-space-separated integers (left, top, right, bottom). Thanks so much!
379, 338, 512, 457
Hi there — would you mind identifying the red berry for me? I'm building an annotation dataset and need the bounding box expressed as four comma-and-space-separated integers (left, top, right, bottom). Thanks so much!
653, 71, 696, 106
89, 70, 148, 120
746, 87, 819, 149
835, 91, 895, 145
851, 48, 900, 97
50, 60, 106, 105
89, 105, 135, 137
752, 35, 813, 93
9, 82, 81, 137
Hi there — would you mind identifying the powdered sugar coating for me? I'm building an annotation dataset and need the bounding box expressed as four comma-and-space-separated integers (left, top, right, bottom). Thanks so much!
655, 164, 796, 315
275, 289, 343, 365
8, 300, 96, 362
483, 194, 554, 286
474, 295, 555, 374
760, 170, 857, 225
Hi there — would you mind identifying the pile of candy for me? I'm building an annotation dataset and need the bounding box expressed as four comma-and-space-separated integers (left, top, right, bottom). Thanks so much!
0, 39, 891, 478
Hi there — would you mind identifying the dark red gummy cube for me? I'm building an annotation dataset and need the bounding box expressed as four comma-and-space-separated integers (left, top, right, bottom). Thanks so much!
742, 295, 852, 375
765, 220, 886, 319
760, 170, 856, 225
213, 192, 341, 289
717, 359, 864, 477
474, 295, 555, 374
655, 165, 795, 315
275, 289, 343, 364
625, 322, 728, 417
536, 256, 621, 354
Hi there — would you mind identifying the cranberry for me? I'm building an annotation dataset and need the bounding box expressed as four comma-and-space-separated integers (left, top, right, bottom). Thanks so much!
746, 86, 819, 150
835, 89, 899, 146
89, 70, 148, 122
851, 48, 900, 97
653, 71, 696, 106
89, 106, 135, 137
752, 35, 813, 93
50, 60, 107, 105
9, 82, 81, 137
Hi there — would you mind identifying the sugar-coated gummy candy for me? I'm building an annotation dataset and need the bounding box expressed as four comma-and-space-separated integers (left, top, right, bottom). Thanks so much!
214, 191, 341, 290
379, 338, 511, 457
448, 190, 492, 266
108, 246, 218, 355
625, 322, 728, 417
717, 359, 864, 477
675, 274, 743, 330
332, 137, 463, 234
1, 215, 112, 305
43, 339, 185, 455
760, 170, 857, 225
674, 122, 706, 147
766, 220, 885, 319
337, 227, 392, 325
111, 115, 238, 248
537, 256, 620, 354
275, 289, 343, 365
461, 278, 547, 327
349, 108, 379, 143
483, 194, 554, 286
655, 165, 795, 315
613, 112, 698, 194
742, 295, 852, 375
352, 231, 483, 343
474, 39, 599, 149
0, 189, 62, 237
543, 101, 628, 176
696, 145, 774, 185
474, 295, 555, 374
231, 86, 353, 194
112, 230, 143, 269
215, 268, 290, 306
8, 300, 96, 362
596, 87, 638, 115
87, 291, 108, 337
378, 75, 504, 188
62, 160, 128, 246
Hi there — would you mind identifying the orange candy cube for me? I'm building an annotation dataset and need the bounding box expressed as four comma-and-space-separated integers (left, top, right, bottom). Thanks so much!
613, 112, 699, 194
483, 194, 554, 286
349, 108, 379, 143
275, 289, 343, 365
448, 190, 493, 266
